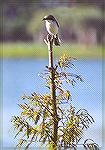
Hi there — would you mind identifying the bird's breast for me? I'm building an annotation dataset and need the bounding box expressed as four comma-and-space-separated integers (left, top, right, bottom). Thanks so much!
46, 21, 58, 35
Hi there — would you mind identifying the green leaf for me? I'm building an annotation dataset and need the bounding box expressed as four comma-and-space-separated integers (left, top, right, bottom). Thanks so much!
14, 126, 23, 138
65, 90, 71, 100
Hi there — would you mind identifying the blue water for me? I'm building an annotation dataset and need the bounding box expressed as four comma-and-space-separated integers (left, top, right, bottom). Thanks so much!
2, 58, 104, 149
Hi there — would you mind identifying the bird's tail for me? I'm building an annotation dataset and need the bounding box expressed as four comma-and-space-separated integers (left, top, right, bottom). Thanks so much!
53, 34, 61, 46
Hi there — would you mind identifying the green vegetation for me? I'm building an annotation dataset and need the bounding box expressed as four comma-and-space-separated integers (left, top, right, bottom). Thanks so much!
11, 53, 99, 149
1, 42, 103, 59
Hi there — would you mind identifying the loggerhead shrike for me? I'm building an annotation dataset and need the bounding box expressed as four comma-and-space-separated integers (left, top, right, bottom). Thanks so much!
43, 15, 61, 46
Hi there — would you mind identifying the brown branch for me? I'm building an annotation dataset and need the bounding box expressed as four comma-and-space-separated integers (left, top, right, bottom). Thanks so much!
45, 34, 59, 150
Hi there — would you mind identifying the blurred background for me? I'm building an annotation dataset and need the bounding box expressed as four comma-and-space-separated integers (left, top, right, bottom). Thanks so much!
1, 0, 105, 58
1, 0, 105, 149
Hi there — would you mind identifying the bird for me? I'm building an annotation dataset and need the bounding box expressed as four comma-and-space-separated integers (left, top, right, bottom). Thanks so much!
42, 15, 61, 46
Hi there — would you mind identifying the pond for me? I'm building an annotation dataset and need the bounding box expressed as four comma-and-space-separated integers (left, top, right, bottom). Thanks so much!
2, 58, 104, 149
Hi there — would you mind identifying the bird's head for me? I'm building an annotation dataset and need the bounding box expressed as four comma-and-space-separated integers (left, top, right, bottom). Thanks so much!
42, 15, 56, 21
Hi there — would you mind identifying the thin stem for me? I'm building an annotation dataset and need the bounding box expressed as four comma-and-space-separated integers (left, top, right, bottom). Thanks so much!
46, 34, 59, 150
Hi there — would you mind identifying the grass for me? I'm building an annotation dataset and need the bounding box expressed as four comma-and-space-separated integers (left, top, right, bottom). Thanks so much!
0, 42, 103, 59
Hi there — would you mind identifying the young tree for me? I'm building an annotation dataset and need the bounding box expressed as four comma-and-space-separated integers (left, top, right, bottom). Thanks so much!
11, 35, 99, 150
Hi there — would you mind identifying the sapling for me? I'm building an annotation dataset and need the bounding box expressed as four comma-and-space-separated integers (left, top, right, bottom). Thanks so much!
12, 35, 99, 150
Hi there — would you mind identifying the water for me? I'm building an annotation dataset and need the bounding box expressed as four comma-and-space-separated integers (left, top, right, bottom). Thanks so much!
2, 58, 104, 149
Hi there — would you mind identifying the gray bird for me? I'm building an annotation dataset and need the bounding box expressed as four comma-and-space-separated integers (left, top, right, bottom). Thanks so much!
43, 15, 61, 46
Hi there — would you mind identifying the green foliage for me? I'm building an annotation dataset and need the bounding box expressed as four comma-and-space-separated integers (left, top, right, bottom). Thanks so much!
11, 55, 99, 149
1, 42, 103, 58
